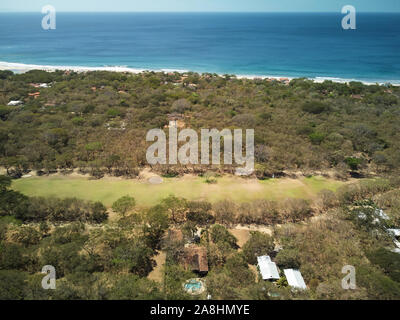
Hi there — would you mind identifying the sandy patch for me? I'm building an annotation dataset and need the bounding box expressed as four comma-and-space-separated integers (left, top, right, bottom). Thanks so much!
139, 168, 158, 180
228, 229, 250, 248
148, 176, 163, 185
234, 224, 273, 236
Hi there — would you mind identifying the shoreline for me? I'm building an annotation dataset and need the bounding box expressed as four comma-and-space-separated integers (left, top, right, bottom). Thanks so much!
1, 61, 399, 86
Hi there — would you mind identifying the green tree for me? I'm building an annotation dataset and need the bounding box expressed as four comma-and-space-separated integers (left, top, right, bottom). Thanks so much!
0, 243, 25, 269
160, 195, 188, 224
112, 241, 155, 277
90, 202, 108, 223
186, 201, 214, 226
242, 231, 275, 265
0, 270, 27, 300
109, 275, 163, 300
345, 157, 362, 171
142, 205, 170, 250
209, 224, 238, 249
112, 195, 136, 217
0, 175, 12, 192
275, 248, 301, 270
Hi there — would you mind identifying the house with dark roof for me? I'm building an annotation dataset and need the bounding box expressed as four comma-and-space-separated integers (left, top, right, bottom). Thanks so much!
183, 245, 208, 275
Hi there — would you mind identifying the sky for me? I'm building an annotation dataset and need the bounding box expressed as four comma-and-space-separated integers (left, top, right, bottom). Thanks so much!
0, 0, 399, 13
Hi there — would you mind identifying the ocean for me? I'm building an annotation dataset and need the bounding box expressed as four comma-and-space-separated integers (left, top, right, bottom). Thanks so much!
0, 12, 399, 83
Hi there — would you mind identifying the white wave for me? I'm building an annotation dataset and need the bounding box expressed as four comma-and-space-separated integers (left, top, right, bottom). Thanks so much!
161, 68, 189, 73
0, 61, 399, 86
313, 76, 400, 86
0, 61, 147, 73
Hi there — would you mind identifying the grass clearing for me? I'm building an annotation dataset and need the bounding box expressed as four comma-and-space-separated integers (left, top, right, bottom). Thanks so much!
12, 174, 347, 207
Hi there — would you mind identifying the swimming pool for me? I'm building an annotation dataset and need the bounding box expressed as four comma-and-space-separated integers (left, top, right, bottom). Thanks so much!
185, 280, 202, 291
183, 278, 205, 295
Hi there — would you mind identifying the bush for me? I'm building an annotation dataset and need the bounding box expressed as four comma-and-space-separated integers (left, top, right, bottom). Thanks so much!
345, 157, 362, 171
309, 132, 326, 145
275, 249, 301, 269
0, 270, 28, 300
209, 224, 238, 249
107, 108, 123, 118
242, 231, 274, 265
302, 101, 329, 114
366, 248, 400, 282
112, 195, 136, 217
23, 197, 108, 223
213, 200, 237, 226
72, 117, 85, 126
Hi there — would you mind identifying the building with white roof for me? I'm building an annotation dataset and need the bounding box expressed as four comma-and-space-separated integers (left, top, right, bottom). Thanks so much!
7, 100, 23, 106
377, 209, 389, 220
284, 269, 307, 290
388, 229, 400, 238
257, 256, 280, 281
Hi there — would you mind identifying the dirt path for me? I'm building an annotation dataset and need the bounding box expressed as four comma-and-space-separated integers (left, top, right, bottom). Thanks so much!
148, 251, 167, 283
233, 224, 273, 235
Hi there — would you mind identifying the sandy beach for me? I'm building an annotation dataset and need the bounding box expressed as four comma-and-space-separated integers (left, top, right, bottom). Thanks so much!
1, 60, 398, 86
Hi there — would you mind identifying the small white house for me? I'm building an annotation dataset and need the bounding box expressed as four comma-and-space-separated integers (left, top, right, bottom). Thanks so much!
257, 256, 280, 281
7, 100, 23, 106
388, 229, 400, 238
377, 209, 389, 220
284, 269, 307, 290
391, 248, 400, 254
169, 120, 178, 128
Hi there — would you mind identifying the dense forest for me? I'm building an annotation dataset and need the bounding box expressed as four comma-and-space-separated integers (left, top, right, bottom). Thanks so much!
0, 69, 399, 178
1, 70, 400, 300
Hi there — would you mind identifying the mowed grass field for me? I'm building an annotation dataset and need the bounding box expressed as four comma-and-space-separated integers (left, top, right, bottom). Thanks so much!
12, 175, 345, 207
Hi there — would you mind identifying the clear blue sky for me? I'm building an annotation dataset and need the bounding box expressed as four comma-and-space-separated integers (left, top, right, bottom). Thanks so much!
1, 0, 399, 12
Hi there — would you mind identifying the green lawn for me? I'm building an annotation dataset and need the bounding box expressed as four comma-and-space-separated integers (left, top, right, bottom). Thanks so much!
12, 175, 346, 207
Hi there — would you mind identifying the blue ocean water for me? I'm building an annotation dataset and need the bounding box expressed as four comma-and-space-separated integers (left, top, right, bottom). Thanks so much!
0, 12, 399, 83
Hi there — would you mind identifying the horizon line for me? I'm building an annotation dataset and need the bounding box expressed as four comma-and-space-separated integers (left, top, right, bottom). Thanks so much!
1, 10, 399, 14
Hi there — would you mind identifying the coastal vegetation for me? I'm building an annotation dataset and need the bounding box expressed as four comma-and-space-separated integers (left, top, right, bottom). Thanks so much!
1, 69, 400, 300
0, 70, 399, 179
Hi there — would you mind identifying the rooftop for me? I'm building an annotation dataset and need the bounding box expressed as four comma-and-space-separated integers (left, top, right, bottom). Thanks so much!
183, 245, 208, 274
257, 255, 280, 281
7, 100, 23, 106
284, 269, 307, 290
388, 229, 400, 238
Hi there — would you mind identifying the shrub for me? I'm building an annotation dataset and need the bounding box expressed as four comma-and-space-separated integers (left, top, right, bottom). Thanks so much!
309, 132, 326, 145
112, 196, 136, 217
345, 157, 362, 171
302, 101, 329, 114
242, 231, 274, 265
